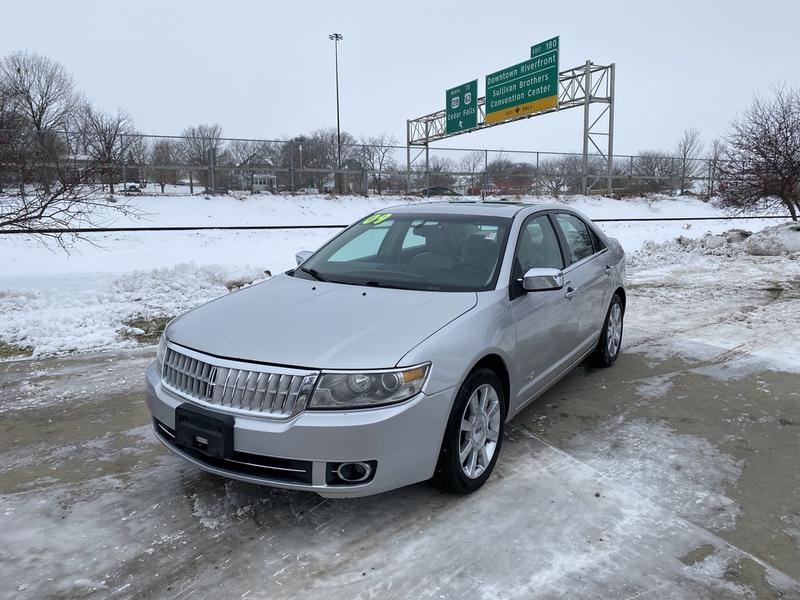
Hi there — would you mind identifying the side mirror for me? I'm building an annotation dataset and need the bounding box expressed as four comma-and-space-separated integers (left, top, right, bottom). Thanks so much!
521, 268, 564, 292
295, 251, 313, 266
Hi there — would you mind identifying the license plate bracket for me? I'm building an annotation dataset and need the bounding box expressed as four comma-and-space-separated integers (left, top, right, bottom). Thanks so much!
174, 403, 234, 459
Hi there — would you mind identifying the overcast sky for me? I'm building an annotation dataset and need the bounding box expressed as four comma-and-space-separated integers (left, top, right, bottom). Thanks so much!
2, 0, 798, 155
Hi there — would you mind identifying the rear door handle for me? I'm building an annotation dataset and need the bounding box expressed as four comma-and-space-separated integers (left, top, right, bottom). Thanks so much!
604, 265, 613, 276
564, 283, 578, 300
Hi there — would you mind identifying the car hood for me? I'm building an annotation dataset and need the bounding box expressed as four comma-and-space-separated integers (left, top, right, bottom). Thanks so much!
167, 273, 477, 370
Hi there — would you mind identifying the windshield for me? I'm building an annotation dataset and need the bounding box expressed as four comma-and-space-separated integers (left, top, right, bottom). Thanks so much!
294, 212, 511, 292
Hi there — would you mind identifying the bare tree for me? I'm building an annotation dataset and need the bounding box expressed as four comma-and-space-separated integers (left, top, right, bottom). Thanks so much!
0, 171, 140, 247
359, 133, 397, 195
485, 155, 515, 191
291, 128, 356, 192
458, 151, 484, 194
705, 138, 725, 199
0, 52, 139, 246
151, 139, 178, 193
80, 106, 133, 194
717, 86, 800, 220
0, 126, 139, 246
0, 52, 82, 193
226, 139, 271, 167
428, 156, 455, 189
538, 155, 582, 196
0, 76, 22, 128
0, 51, 79, 132
0, 80, 27, 193
178, 123, 222, 188
675, 128, 704, 194
633, 150, 678, 193
126, 132, 150, 187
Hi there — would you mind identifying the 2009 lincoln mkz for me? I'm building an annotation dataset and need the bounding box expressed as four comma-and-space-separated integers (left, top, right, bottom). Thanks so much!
145, 201, 626, 497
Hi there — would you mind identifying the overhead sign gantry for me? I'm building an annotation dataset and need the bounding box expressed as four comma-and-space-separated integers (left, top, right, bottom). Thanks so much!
407, 36, 615, 194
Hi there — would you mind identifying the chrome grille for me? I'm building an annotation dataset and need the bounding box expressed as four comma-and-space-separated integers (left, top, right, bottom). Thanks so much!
161, 346, 318, 418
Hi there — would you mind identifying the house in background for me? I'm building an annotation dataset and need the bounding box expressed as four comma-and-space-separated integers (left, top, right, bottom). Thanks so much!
230, 151, 278, 193
250, 172, 277, 193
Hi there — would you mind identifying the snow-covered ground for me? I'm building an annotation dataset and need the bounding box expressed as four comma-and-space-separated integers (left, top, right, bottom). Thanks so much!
0, 193, 794, 359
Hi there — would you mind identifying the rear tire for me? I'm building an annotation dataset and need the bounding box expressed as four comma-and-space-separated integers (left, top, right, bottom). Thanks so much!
591, 293, 624, 367
434, 368, 506, 494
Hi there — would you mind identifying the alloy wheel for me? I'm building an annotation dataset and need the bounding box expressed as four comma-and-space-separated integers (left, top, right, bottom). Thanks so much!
606, 302, 623, 357
458, 383, 501, 479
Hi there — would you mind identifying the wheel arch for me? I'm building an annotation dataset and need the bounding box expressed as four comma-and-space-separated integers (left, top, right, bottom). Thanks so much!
470, 353, 511, 413
614, 286, 626, 312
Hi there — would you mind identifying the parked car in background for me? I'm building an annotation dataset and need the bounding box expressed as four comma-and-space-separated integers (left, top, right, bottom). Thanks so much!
145, 201, 626, 497
414, 187, 462, 197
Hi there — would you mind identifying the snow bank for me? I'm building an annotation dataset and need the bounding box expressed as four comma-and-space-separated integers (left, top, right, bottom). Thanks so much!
634, 222, 800, 261
744, 222, 800, 256
0, 264, 266, 357
627, 223, 800, 373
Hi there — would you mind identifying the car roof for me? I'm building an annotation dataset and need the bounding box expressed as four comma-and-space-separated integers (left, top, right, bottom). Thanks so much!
379, 200, 573, 219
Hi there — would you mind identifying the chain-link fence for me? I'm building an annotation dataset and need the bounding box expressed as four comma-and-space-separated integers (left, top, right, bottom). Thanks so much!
0, 128, 721, 199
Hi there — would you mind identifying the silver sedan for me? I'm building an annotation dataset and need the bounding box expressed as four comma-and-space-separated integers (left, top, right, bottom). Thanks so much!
145, 202, 626, 497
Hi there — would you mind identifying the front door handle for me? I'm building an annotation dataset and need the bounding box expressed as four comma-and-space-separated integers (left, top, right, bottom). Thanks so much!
564, 283, 578, 300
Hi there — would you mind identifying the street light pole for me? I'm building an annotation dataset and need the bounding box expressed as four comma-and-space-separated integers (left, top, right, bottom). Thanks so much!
298, 143, 303, 189
329, 32, 343, 193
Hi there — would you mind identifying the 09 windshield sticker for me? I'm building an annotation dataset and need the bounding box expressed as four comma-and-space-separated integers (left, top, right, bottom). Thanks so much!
362, 213, 393, 225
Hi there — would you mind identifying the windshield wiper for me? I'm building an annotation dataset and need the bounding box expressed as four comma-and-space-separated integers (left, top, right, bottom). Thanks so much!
364, 280, 438, 291
297, 266, 332, 282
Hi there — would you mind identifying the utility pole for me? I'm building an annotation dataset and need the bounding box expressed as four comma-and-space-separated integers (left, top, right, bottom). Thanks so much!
329, 33, 344, 194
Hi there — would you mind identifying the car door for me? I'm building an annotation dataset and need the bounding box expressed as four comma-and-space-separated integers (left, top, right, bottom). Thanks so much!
509, 214, 580, 406
552, 212, 609, 352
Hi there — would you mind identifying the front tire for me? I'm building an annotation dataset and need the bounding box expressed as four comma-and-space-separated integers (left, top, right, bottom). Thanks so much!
591, 293, 624, 367
434, 368, 506, 494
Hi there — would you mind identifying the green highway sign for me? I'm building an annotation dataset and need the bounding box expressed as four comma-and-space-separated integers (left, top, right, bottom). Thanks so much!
446, 80, 478, 134
484, 37, 559, 124
531, 35, 559, 58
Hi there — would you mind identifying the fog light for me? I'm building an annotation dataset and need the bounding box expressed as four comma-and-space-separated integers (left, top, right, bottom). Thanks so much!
335, 462, 372, 483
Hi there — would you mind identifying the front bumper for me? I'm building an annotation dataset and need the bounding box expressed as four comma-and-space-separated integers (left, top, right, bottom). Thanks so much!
145, 362, 454, 497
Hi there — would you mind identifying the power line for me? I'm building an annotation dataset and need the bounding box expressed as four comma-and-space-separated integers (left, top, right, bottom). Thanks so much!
0, 215, 790, 235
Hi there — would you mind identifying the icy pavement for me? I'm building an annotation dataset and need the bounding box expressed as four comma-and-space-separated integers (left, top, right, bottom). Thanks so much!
2, 339, 799, 599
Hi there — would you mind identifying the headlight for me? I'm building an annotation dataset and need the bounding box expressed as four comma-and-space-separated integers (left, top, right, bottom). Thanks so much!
308, 364, 430, 409
156, 331, 168, 371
